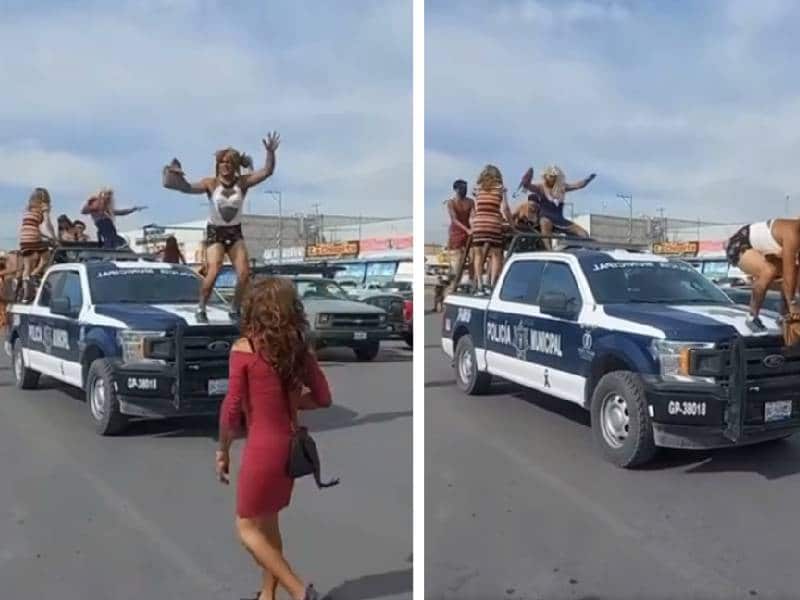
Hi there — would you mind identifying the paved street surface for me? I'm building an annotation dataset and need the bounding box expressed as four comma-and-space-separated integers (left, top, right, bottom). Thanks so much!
0, 342, 412, 600
425, 310, 800, 600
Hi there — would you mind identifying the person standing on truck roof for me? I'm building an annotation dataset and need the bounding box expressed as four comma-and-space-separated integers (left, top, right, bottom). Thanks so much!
18, 188, 56, 302
81, 188, 146, 249
472, 164, 512, 290
726, 219, 800, 330
445, 179, 474, 293
216, 278, 332, 600
162, 132, 280, 321
519, 165, 595, 248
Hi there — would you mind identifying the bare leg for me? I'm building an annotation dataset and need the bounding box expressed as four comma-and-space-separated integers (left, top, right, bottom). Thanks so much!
739, 249, 779, 319
567, 223, 589, 238
473, 244, 487, 291
227, 241, 251, 314
489, 246, 503, 287
447, 248, 465, 294
200, 244, 224, 310
236, 514, 307, 600
540, 218, 554, 249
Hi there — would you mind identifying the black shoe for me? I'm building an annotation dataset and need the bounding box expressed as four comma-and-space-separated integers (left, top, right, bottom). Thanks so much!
303, 585, 320, 600
746, 316, 766, 332
195, 307, 208, 323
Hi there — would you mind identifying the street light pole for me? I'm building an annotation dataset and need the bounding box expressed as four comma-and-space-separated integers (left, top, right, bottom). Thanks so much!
617, 193, 633, 242
265, 190, 283, 264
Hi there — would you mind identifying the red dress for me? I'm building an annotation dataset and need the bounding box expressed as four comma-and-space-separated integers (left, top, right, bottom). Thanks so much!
220, 350, 332, 518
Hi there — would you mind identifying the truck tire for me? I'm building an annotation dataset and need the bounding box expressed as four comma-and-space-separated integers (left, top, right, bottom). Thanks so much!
403, 331, 413, 349
591, 371, 657, 468
354, 340, 381, 361
86, 359, 128, 436
13, 338, 40, 390
454, 335, 491, 395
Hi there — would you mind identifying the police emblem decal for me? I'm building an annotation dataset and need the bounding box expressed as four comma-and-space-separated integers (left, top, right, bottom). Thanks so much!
512, 321, 529, 360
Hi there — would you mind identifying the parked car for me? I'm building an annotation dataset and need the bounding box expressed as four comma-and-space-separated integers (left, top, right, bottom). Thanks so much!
722, 286, 785, 315
355, 289, 412, 348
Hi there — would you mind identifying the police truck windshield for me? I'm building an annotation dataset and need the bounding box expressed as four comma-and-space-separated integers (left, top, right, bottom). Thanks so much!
89, 266, 218, 304
583, 259, 732, 305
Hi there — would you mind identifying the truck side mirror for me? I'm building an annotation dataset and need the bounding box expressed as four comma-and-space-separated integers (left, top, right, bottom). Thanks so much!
50, 296, 75, 317
540, 291, 579, 320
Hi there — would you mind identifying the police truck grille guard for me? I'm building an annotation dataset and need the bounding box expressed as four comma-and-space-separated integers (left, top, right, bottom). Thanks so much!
689, 335, 800, 441
147, 323, 240, 410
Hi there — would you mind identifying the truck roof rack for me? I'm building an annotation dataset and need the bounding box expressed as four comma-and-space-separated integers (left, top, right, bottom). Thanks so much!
50, 242, 155, 266
506, 233, 648, 255
251, 261, 345, 279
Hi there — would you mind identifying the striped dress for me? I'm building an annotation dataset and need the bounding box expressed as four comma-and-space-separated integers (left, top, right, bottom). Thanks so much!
19, 207, 46, 253
471, 185, 506, 247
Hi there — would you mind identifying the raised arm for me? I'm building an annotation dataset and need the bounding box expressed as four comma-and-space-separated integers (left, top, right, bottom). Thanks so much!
565, 173, 596, 192
241, 132, 280, 190
81, 197, 99, 215
519, 167, 544, 194
297, 352, 332, 409
41, 207, 56, 239
501, 189, 512, 223
112, 206, 145, 217
162, 158, 211, 194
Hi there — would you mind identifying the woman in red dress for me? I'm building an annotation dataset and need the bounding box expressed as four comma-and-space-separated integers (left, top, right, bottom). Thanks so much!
217, 277, 332, 600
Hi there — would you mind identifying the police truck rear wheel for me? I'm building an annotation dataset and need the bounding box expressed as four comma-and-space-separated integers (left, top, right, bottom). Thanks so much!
591, 371, 656, 468
86, 359, 128, 436
455, 335, 491, 395
13, 339, 40, 390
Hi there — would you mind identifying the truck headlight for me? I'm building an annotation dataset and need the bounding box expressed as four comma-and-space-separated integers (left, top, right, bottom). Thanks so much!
118, 330, 166, 364
650, 340, 715, 380
317, 314, 332, 327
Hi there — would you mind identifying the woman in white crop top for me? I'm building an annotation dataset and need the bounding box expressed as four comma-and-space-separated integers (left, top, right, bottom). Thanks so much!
162, 132, 280, 321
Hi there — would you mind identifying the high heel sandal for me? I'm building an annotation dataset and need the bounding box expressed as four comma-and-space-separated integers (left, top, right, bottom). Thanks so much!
303, 584, 320, 600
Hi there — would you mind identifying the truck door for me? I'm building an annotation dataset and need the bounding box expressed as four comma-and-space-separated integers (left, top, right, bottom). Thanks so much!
485, 259, 545, 381
52, 270, 85, 386
26, 271, 66, 377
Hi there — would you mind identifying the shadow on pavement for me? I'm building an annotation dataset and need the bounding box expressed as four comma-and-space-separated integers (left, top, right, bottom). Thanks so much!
424, 379, 455, 389
324, 568, 412, 600
122, 415, 219, 439
317, 348, 412, 365
303, 404, 412, 433
641, 436, 800, 480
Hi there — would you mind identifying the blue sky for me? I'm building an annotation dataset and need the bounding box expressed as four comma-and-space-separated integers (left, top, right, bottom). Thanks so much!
426, 0, 800, 242
0, 0, 411, 248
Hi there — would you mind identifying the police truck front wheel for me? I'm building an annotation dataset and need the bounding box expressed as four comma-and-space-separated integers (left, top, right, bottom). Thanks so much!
13, 339, 40, 390
86, 359, 128, 436
590, 371, 656, 468
454, 335, 491, 395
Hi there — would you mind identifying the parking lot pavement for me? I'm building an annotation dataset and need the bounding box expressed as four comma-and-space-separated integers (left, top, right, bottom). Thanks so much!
426, 312, 800, 600
0, 342, 412, 600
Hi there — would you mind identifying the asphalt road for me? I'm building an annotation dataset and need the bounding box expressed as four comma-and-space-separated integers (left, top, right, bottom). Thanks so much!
0, 342, 412, 600
425, 310, 800, 600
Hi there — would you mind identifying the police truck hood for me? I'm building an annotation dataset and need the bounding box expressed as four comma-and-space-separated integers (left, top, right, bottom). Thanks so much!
601, 302, 781, 342
93, 303, 234, 329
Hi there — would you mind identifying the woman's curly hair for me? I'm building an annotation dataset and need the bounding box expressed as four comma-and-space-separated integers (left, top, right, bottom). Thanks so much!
476, 164, 503, 190
241, 277, 310, 392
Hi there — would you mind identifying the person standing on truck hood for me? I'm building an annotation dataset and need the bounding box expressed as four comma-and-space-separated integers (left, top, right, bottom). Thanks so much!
472, 165, 512, 290
726, 219, 800, 330
519, 165, 595, 248
445, 179, 474, 293
162, 132, 280, 321
216, 278, 332, 600
81, 188, 146, 249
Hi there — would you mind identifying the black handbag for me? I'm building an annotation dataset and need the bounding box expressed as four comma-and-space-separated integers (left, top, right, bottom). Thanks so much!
287, 426, 339, 488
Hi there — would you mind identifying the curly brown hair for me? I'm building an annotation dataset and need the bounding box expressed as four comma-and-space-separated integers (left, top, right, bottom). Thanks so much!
241, 277, 310, 391
215, 147, 254, 177
477, 164, 503, 190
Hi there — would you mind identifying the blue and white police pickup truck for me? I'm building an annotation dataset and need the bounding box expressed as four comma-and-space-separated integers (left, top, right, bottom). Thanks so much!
4, 254, 238, 435
442, 245, 800, 467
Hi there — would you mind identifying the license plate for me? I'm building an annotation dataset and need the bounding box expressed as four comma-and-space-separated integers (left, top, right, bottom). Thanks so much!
765, 400, 792, 422
353, 331, 367, 340
208, 378, 229, 395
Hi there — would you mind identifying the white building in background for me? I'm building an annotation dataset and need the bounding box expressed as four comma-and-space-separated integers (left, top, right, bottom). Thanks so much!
119, 213, 412, 264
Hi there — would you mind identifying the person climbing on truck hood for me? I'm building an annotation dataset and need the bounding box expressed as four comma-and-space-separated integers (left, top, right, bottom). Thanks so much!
162, 132, 280, 322
519, 165, 595, 248
726, 218, 800, 330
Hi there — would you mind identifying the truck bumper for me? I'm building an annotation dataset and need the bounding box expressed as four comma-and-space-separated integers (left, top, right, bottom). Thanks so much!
310, 328, 391, 348
110, 363, 226, 419
643, 377, 800, 449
